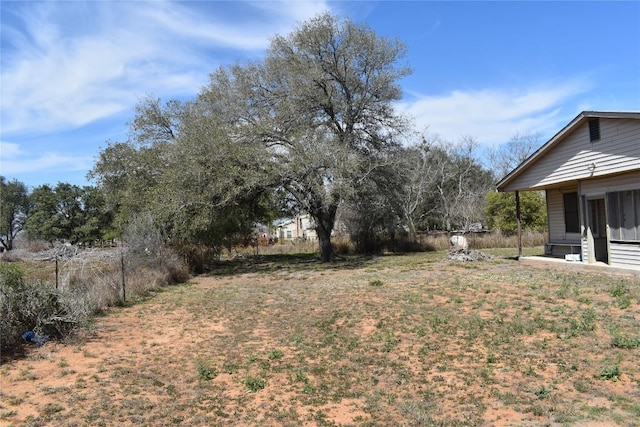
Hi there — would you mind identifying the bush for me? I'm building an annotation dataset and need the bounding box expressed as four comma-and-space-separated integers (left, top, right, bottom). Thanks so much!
485, 191, 547, 233
331, 235, 354, 256
0, 264, 85, 350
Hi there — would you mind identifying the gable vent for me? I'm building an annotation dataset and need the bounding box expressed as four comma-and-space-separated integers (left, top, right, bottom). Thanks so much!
588, 118, 600, 142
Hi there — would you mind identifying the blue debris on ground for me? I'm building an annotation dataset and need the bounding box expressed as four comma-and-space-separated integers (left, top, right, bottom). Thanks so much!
22, 331, 50, 346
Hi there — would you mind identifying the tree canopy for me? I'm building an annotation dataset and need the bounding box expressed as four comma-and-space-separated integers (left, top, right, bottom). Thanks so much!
90, 13, 412, 261
0, 176, 29, 251
86, 13, 539, 261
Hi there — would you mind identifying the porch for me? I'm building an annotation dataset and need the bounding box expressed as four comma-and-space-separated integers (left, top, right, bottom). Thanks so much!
519, 255, 640, 276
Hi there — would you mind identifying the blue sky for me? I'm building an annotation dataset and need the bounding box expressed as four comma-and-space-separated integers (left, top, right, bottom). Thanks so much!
1, 1, 639, 188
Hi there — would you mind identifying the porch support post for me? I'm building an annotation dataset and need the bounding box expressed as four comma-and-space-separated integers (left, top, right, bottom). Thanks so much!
516, 190, 523, 259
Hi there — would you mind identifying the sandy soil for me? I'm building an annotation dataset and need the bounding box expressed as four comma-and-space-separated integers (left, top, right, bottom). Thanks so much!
1, 257, 639, 426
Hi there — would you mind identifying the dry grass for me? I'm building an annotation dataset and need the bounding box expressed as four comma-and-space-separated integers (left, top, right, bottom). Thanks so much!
233, 230, 548, 258
1, 250, 639, 426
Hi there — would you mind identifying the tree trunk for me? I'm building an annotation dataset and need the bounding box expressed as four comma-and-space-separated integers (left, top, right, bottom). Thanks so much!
313, 204, 337, 262
317, 227, 333, 262
1, 239, 11, 251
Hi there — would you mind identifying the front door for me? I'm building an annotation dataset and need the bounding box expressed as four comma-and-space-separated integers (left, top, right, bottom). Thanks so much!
587, 198, 608, 263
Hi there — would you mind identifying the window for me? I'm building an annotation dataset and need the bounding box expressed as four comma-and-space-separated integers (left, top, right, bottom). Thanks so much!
286, 230, 292, 239
588, 118, 600, 142
563, 192, 580, 233
607, 189, 640, 241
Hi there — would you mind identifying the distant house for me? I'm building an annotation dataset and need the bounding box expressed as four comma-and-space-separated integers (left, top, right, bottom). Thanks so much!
275, 214, 318, 242
496, 111, 640, 271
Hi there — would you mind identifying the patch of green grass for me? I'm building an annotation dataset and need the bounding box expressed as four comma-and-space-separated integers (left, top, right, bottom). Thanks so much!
244, 376, 267, 392
533, 385, 550, 399
195, 358, 216, 381
40, 402, 65, 417
610, 282, 632, 309
369, 279, 384, 287
611, 334, 640, 349
598, 363, 621, 381
267, 349, 284, 360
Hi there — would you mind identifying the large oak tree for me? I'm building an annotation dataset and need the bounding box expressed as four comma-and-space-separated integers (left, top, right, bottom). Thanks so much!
93, 13, 412, 262
200, 13, 411, 261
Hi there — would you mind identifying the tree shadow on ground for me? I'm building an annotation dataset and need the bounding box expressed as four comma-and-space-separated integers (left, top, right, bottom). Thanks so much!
203, 252, 383, 277
203, 253, 444, 276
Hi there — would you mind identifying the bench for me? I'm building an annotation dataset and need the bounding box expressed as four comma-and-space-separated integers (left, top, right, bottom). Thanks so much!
544, 242, 581, 256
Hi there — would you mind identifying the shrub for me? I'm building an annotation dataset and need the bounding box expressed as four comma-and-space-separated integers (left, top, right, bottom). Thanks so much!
0, 264, 85, 349
331, 235, 354, 256
485, 191, 547, 233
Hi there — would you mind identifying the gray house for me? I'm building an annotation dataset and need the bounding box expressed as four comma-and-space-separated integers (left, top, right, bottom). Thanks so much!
497, 111, 640, 271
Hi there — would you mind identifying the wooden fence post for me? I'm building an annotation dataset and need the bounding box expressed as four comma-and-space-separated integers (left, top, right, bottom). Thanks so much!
120, 247, 126, 303
516, 191, 523, 259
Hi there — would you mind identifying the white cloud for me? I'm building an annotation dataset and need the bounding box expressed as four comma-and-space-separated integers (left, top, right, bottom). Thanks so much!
398, 80, 591, 147
0, 141, 23, 159
0, 1, 330, 135
0, 141, 93, 176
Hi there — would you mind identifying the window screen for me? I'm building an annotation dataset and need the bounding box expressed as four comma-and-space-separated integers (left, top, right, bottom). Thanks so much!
607, 189, 640, 241
563, 192, 580, 233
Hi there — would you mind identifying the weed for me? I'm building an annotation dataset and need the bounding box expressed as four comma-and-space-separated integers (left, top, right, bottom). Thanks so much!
293, 368, 308, 383
195, 358, 216, 381
616, 295, 631, 309
380, 331, 398, 353
523, 365, 537, 377
369, 279, 384, 287
40, 402, 65, 417
580, 308, 598, 331
222, 361, 240, 374
267, 349, 284, 360
598, 363, 621, 381
610, 282, 632, 309
611, 334, 640, 349
244, 376, 267, 392
0, 410, 18, 420
82, 349, 97, 358
17, 368, 37, 381
533, 385, 550, 399
610, 282, 628, 298
574, 379, 590, 393
583, 404, 608, 417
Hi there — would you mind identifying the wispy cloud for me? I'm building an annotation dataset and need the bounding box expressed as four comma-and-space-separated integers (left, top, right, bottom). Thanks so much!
0, 0, 329, 136
1, 141, 93, 178
399, 79, 591, 146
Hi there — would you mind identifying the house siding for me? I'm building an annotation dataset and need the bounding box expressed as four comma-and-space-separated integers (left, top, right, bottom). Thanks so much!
276, 214, 318, 242
610, 243, 640, 270
502, 118, 640, 192
581, 238, 590, 261
580, 170, 640, 195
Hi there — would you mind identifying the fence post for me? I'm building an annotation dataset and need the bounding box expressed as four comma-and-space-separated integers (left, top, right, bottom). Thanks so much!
516, 190, 523, 259
120, 247, 126, 303
55, 255, 59, 290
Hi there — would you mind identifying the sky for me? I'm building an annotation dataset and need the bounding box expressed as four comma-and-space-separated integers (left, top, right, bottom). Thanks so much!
1, 0, 639, 189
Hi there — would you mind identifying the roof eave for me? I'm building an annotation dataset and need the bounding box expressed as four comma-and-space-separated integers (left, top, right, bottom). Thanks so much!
496, 110, 640, 192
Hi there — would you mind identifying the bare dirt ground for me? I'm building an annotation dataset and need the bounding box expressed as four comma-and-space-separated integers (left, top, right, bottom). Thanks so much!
1, 252, 639, 426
